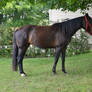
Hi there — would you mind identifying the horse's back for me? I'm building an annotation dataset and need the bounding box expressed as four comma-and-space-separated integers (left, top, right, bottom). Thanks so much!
14, 24, 65, 48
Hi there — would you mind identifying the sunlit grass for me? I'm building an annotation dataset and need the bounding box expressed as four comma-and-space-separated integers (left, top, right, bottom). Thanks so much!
0, 52, 92, 92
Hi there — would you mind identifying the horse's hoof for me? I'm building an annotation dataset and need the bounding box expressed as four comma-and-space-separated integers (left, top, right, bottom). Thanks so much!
63, 71, 67, 74
21, 73, 26, 77
52, 68, 56, 75
62, 70, 67, 74
64, 71, 67, 74
52, 71, 57, 75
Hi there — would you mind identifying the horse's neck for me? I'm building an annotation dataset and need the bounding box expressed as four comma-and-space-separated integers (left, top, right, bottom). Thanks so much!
69, 17, 83, 36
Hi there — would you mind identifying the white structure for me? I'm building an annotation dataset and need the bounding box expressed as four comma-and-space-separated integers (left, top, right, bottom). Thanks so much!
49, 8, 92, 45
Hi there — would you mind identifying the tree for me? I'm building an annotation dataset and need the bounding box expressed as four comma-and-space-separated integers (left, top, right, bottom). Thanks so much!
0, 0, 92, 45
0, 0, 91, 56
29, 0, 92, 11
0, 0, 92, 12
0, 0, 49, 45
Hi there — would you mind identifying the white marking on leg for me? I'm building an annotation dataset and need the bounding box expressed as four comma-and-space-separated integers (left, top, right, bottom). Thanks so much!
21, 73, 26, 77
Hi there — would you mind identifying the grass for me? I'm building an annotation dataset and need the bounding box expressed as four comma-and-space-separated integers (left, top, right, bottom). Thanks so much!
0, 52, 92, 92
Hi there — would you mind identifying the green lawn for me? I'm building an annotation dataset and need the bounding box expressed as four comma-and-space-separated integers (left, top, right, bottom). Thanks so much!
0, 52, 92, 92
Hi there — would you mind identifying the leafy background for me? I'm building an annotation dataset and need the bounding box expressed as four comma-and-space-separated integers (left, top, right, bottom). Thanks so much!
0, 0, 92, 57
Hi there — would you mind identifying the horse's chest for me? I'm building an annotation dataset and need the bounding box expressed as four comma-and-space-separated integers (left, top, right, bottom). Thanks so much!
55, 32, 66, 46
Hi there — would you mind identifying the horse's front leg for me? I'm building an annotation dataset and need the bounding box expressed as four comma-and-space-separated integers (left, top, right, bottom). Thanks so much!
52, 47, 61, 75
61, 48, 67, 73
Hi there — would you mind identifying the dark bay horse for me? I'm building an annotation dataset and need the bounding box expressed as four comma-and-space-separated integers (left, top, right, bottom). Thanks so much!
12, 13, 92, 76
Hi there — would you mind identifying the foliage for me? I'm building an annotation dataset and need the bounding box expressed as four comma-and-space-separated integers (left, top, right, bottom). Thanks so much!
0, 1, 49, 26
0, 0, 49, 45
67, 31, 90, 56
0, 47, 12, 57
0, 0, 92, 11
25, 46, 54, 57
40, 0, 92, 11
0, 0, 91, 45
0, 24, 13, 45
0, 0, 91, 57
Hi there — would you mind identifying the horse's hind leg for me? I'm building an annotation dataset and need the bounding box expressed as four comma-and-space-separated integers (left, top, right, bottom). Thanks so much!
17, 45, 29, 76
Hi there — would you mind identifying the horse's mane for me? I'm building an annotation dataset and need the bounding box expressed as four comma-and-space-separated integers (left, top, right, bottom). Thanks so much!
52, 16, 83, 37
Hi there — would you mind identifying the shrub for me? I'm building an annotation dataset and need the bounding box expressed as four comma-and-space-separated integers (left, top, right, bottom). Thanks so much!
0, 46, 12, 57
66, 31, 90, 56
25, 46, 55, 57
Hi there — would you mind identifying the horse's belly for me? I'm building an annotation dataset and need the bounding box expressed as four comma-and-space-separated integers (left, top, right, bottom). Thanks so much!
34, 38, 56, 48
28, 29, 58, 48
29, 35, 56, 48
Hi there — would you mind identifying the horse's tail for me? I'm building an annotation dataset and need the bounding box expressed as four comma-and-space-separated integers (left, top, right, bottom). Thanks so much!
12, 32, 18, 71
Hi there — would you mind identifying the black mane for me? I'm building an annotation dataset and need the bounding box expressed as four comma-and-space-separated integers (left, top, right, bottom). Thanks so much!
52, 16, 83, 38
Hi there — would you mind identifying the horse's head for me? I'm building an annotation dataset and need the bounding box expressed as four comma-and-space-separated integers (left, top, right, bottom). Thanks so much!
83, 13, 92, 35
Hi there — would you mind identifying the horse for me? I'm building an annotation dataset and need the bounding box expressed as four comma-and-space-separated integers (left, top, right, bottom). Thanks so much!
12, 13, 92, 76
